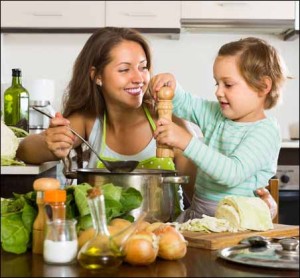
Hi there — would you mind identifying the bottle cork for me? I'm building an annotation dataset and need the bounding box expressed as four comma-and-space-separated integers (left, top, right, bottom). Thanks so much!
156, 86, 175, 158
32, 177, 60, 254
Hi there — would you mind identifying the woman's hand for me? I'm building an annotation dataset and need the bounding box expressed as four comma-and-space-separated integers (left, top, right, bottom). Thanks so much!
150, 73, 176, 101
44, 112, 75, 159
255, 187, 278, 220
154, 118, 192, 151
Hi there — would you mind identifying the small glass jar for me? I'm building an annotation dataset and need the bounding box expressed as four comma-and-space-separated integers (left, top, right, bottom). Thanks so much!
43, 219, 78, 265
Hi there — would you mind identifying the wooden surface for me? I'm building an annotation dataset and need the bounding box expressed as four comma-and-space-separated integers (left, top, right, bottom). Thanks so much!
156, 86, 174, 158
1, 246, 299, 277
267, 178, 279, 223
181, 224, 299, 250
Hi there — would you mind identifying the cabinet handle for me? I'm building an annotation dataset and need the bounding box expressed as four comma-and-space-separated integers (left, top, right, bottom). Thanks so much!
125, 12, 157, 17
32, 12, 63, 17
217, 1, 248, 6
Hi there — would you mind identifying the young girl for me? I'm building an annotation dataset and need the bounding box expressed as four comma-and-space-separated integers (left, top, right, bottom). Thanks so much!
150, 37, 287, 221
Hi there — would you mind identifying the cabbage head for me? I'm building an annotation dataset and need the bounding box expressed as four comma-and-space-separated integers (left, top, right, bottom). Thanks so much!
1, 121, 24, 165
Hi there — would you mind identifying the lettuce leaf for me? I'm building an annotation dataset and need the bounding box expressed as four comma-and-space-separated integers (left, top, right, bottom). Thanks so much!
1, 199, 37, 254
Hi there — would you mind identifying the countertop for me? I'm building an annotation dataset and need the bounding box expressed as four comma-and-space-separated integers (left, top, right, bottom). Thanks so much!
1, 247, 299, 277
1, 161, 59, 175
281, 139, 299, 148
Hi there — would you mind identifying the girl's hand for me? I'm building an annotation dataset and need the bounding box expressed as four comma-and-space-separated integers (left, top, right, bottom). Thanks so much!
150, 73, 176, 101
154, 117, 192, 151
44, 112, 75, 158
255, 187, 278, 220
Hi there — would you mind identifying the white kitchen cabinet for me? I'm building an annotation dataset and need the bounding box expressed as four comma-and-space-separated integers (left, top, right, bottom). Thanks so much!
1, 1, 105, 28
105, 1, 181, 28
181, 1, 295, 20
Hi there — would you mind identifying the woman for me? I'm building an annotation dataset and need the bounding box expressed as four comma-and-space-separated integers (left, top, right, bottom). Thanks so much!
17, 27, 197, 215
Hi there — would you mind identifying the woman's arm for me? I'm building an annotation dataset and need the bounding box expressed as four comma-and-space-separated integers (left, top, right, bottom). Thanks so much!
16, 112, 85, 165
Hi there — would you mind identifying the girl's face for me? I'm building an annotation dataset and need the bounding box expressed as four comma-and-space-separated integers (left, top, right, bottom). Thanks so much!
213, 55, 266, 122
101, 40, 150, 109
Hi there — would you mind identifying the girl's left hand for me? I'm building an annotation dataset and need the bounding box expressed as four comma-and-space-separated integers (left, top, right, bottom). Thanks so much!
255, 187, 278, 220
154, 117, 193, 151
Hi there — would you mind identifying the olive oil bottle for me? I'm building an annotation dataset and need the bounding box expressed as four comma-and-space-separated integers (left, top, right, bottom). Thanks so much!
4, 68, 29, 132
77, 187, 124, 271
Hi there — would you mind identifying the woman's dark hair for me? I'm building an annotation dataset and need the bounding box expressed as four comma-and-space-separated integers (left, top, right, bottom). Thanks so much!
62, 27, 153, 118
61, 27, 153, 176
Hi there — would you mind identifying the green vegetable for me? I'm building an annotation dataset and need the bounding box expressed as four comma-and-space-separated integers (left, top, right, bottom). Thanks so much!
0, 182, 142, 254
1, 193, 37, 254
65, 182, 143, 232
1, 120, 20, 165
1, 157, 25, 166
9, 126, 29, 138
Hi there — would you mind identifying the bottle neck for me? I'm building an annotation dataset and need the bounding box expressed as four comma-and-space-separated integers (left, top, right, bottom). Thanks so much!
12, 76, 22, 86
88, 195, 110, 236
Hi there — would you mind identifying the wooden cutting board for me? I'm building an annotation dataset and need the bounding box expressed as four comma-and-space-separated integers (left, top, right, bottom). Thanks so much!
181, 224, 299, 250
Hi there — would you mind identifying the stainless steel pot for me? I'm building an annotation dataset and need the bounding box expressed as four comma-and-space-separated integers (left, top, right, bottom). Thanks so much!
76, 168, 189, 223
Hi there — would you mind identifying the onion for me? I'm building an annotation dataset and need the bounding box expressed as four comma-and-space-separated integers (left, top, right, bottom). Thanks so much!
124, 231, 159, 265
109, 218, 131, 229
154, 225, 187, 260
135, 221, 151, 232
145, 222, 164, 233
78, 227, 95, 249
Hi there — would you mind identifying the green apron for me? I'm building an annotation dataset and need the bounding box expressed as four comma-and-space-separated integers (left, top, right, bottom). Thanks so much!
96, 106, 183, 217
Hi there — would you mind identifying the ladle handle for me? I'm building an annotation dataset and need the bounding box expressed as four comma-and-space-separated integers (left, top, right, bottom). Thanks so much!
156, 86, 174, 158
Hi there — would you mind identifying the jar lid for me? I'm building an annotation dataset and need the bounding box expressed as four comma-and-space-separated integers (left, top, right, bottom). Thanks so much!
44, 189, 66, 202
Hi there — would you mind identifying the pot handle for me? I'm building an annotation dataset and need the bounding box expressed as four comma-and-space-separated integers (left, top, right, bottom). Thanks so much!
161, 176, 189, 184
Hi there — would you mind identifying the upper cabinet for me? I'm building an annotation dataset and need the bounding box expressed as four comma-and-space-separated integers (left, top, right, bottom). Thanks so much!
1, 1, 105, 29
105, 1, 181, 29
181, 1, 295, 20
181, 1, 298, 40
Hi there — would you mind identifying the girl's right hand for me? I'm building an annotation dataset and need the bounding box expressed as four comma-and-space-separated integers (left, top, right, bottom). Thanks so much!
44, 112, 75, 159
150, 73, 176, 101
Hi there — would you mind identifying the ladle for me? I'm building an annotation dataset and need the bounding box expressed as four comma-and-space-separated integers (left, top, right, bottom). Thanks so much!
32, 107, 139, 173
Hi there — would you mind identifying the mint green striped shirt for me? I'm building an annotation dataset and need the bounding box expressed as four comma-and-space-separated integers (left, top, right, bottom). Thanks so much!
173, 83, 281, 202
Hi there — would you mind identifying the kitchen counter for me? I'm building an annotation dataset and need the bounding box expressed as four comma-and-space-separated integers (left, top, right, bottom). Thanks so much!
281, 139, 299, 149
1, 161, 59, 175
1, 247, 298, 277
1, 161, 59, 198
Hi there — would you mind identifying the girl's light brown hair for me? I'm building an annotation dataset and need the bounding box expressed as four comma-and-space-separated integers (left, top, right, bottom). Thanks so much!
218, 37, 288, 109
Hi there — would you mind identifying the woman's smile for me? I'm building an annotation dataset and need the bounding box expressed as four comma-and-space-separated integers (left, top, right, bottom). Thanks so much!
125, 86, 144, 96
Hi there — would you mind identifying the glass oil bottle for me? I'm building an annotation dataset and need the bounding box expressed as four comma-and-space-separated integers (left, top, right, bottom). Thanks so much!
77, 186, 124, 271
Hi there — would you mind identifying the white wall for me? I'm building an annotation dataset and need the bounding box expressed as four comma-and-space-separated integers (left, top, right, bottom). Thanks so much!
1, 31, 299, 139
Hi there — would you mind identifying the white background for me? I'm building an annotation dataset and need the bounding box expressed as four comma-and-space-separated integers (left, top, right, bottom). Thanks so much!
1, 31, 299, 139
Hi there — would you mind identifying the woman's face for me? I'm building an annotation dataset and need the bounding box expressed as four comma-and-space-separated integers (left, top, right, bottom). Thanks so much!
213, 55, 266, 122
101, 40, 150, 109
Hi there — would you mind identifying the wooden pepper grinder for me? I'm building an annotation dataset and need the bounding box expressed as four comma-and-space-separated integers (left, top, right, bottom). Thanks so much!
32, 177, 60, 254
156, 86, 175, 158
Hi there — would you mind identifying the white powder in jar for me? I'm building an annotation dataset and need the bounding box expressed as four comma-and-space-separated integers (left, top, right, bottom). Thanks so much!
43, 240, 78, 264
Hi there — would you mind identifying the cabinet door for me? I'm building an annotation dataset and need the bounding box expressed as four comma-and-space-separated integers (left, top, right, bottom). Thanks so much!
1, 1, 105, 28
181, 1, 295, 20
106, 1, 181, 28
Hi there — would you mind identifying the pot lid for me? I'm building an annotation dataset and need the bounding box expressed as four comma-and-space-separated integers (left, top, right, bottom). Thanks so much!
218, 237, 299, 270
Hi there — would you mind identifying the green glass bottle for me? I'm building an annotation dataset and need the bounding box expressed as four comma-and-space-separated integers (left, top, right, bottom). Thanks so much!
4, 68, 30, 132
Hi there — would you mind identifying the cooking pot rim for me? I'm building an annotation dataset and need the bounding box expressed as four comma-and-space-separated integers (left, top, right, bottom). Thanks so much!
76, 168, 178, 175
